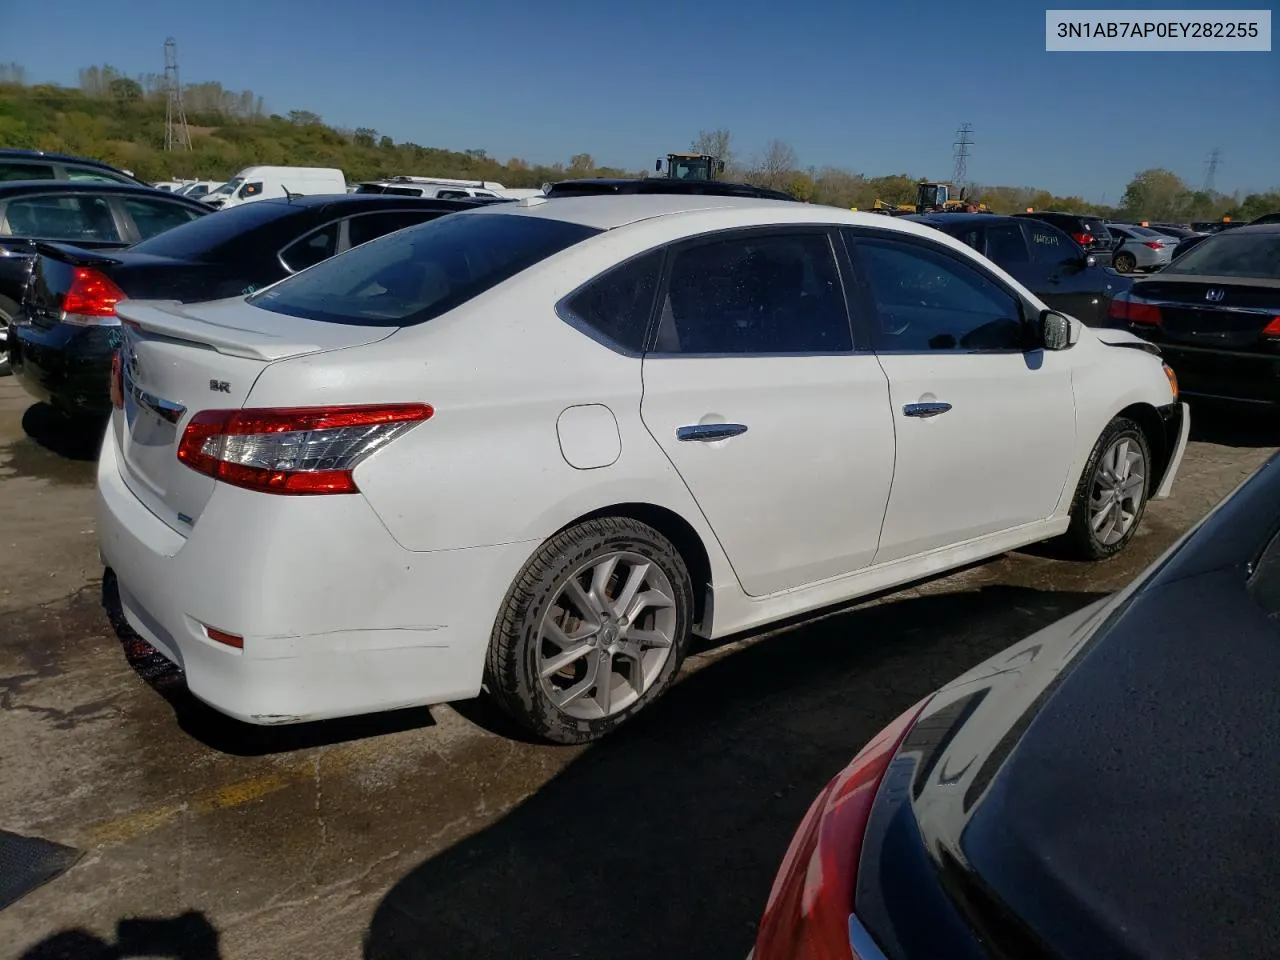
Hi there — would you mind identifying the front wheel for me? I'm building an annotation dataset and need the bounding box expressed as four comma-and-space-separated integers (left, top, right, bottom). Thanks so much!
485, 517, 694, 744
1060, 417, 1151, 560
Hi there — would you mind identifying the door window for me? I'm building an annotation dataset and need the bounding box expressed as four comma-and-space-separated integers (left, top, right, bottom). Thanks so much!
122, 197, 204, 240
984, 223, 1029, 263
280, 222, 340, 272
1, 194, 123, 242
653, 232, 852, 354
849, 233, 1027, 353
346, 211, 442, 248
0, 162, 57, 182
561, 250, 662, 353
67, 169, 134, 184
1023, 221, 1079, 265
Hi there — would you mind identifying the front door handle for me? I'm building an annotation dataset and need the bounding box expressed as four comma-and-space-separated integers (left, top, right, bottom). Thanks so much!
676, 423, 748, 442
903, 402, 952, 419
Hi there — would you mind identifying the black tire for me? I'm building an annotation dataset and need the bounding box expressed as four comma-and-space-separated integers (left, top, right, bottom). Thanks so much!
1060, 416, 1152, 561
0, 294, 15, 376
484, 516, 694, 745
1113, 251, 1137, 274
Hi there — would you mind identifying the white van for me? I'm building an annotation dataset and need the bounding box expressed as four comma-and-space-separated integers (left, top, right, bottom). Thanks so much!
203, 166, 346, 209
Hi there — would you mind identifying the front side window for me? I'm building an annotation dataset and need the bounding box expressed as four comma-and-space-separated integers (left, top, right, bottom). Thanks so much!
250, 211, 600, 327
346, 210, 443, 248
0, 161, 57, 182
561, 250, 662, 353
1023, 221, 1079, 265
122, 197, 204, 240
68, 169, 134, 184
653, 232, 852, 355
1, 194, 123, 243
849, 233, 1027, 353
239, 181, 263, 199
280, 222, 340, 272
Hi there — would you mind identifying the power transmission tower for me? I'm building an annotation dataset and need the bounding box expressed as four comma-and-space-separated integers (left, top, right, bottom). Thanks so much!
952, 122, 974, 184
164, 38, 191, 152
1203, 147, 1222, 193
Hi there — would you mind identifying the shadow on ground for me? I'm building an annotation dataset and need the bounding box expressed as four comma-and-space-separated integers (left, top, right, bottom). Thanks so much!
364, 583, 1106, 960
21, 404, 105, 462
100, 572, 437, 758
1188, 399, 1280, 448
18, 910, 221, 959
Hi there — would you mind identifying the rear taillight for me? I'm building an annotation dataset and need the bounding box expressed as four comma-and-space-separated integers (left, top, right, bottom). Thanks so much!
1108, 297, 1162, 326
1142, 241, 1165, 249
62, 267, 127, 326
110, 349, 124, 409
1071, 232, 1093, 246
176, 403, 432, 495
1264, 317, 1280, 337
753, 698, 931, 960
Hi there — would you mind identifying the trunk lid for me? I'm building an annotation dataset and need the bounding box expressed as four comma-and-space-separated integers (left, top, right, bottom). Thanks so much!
111, 297, 395, 533
1134, 277, 1280, 351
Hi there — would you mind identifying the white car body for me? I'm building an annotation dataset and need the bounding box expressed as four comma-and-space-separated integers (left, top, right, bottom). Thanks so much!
204, 166, 346, 209
97, 196, 1188, 730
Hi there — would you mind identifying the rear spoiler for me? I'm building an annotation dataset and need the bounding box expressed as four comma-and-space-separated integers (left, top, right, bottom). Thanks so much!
114, 299, 327, 362
34, 241, 122, 268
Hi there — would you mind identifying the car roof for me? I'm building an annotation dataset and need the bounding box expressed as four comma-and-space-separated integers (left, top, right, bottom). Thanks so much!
462, 193, 963, 236
0, 148, 127, 171
0, 180, 206, 205
250, 193, 484, 211
916, 213, 1013, 226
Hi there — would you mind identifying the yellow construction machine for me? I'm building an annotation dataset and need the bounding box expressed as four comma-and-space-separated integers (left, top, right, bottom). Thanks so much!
655, 153, 725, 180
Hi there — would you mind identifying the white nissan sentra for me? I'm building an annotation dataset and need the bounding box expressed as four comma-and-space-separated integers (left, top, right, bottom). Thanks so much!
97, 195, 1189, 744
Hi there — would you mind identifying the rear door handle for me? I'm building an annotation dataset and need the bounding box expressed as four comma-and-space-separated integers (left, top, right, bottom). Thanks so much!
903, 402, 952, 419
676, 423, 748, 442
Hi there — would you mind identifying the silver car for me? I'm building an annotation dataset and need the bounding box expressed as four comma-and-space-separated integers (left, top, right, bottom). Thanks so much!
1108, 223, 1175, 273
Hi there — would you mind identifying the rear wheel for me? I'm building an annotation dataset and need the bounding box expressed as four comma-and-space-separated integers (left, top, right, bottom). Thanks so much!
485, 517, 694, 744
0, 294, 15, 376
1061, 417, 1151, 560
1113, 251, 1137, 273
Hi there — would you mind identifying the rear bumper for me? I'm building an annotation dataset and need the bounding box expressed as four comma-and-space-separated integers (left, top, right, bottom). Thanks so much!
10, 319, 118, 416
1160, 343, 1280, 404
96, 430, 536, 725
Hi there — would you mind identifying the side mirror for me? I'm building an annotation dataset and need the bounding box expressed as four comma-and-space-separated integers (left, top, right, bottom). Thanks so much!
1040, 309, 1073, 351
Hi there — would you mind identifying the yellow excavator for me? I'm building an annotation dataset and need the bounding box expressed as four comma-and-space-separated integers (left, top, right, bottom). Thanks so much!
655, 153, 725, 180
915, 181, 988, 213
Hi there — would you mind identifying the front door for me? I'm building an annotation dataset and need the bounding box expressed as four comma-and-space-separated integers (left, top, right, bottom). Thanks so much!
640, 228, 896, 597
842, 229, 1076, 564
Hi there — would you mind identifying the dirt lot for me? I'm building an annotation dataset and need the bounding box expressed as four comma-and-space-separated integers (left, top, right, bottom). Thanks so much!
0, 374, 1275, 960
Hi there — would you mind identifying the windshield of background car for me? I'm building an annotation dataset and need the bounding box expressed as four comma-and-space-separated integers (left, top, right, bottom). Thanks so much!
210, 177, 242, 197
129, 199, 296, 259
1163, 233, 1280, 279
247, 211, 601, 326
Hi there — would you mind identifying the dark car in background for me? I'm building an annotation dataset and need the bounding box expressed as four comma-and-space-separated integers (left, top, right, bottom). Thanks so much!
543, 177, 795, 201
0, 149, 148, 187
0, 180, 209, 374
909, 213, 1127, 326
752, 447, 1280, 960
1107, 224, 1280, 404
1014, 210, 1117, 266
9, 193, 482, 417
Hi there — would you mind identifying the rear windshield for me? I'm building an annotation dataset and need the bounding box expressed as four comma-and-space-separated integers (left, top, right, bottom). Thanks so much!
1163, 233, 1280, 279
247, 211, 601, 326
130, 199, 296, 259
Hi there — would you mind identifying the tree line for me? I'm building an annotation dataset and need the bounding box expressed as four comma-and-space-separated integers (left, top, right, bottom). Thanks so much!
0, 62, 1275, 222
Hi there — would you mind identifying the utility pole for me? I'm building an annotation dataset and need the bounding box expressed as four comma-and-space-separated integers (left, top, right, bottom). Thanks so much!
164, 38, 191, 153
1203, 147, 1222, 193
952, 122, 973, 185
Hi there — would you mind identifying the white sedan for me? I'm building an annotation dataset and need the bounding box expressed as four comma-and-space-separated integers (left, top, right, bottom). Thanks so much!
97, 195, 1189, 744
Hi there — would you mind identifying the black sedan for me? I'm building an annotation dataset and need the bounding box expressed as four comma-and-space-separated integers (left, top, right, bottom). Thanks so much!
909, 213, 1129, 326
9, 194, 482, 418
0, 180, 209, 373
1108, 223, 1280, 404
753, 447, 1280, 960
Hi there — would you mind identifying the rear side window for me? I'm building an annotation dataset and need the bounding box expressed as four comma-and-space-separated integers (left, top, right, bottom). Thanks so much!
281, 222, 340, 272
249, 212, 600, 327
0, 161, 57, 181
347, 210, 442, 248
68, 169, 134, 184
1023, 221, 1078, 265
1, 194, 123, 242
560, 250, 662, 354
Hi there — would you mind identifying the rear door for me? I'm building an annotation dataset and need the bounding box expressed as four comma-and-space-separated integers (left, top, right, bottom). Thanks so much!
843, 228, 1076, 563
639, 227, 896, 597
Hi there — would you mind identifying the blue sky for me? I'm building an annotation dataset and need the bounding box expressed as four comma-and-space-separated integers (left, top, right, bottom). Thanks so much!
1, 0, 1276, 200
